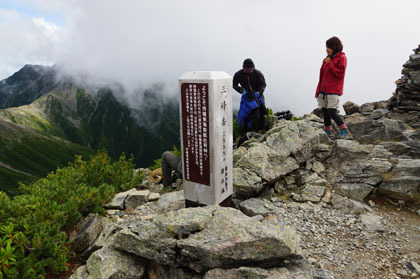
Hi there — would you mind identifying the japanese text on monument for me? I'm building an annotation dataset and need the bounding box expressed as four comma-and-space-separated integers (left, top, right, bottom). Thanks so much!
181, 83, 210, 185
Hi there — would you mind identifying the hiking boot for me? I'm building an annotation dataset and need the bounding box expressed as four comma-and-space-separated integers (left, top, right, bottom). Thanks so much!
340, 129, 353, 139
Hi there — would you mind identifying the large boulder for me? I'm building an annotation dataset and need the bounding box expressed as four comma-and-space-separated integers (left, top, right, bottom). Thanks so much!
378, 158, 420, 201
105, 188, 137, 210
233, 168, 264, 199
156, 190, 185, 212
343, 101, 360, 115
86, 248, 145, 279
265, 120, 323, 164
177, 207, 297, 273
334, 183, 374, 202
238, 198, 285, 217
71, 248, 146, 279
345, 114, 409, 144
71, 214, 110, 254
111, 206, 297, 273
235, 143, 299, 182
125, 189, 150, 210
204, 258, 321, 279
147, 262, 201, 279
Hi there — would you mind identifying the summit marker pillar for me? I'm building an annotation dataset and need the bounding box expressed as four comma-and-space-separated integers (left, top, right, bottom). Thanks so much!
179, 71, 233, 206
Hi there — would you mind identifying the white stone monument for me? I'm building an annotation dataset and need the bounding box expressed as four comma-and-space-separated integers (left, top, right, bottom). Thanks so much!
179, 71, 233, 206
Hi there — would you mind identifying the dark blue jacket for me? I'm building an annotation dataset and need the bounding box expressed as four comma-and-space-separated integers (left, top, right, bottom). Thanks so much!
238, 91, 264, 128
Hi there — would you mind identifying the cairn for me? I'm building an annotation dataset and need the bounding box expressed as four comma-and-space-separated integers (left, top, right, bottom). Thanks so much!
389, 44, 420, 111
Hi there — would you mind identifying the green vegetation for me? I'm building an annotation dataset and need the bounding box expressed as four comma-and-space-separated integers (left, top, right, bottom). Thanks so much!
0, 151, 143, 279
0, 130, 94, 196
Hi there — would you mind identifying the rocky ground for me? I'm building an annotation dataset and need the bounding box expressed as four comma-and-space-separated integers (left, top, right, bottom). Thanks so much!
64, 185, 420, 279
240, 196, 420, 279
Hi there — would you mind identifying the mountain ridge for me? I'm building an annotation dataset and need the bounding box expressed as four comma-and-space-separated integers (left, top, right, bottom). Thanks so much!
0, 65, 180, 194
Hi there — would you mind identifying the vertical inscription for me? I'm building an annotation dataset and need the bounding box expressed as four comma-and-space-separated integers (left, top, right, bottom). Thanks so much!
181, 83, 210, 185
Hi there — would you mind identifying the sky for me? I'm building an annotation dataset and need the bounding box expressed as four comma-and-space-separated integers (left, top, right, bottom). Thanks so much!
0, 0, 419, 116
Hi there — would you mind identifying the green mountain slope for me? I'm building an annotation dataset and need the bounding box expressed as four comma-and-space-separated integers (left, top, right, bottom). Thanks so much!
0, 118, 94, 195
0, 65, 180, 194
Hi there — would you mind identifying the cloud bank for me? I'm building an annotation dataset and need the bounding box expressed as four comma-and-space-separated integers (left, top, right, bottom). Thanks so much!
1, 0, 420, 115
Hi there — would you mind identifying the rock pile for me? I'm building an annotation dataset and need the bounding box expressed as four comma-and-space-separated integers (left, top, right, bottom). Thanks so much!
389, 44, 420, 112
70, 205, 330, 279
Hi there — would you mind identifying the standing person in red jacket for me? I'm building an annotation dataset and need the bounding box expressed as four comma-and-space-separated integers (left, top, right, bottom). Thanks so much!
315, 36, 349, 137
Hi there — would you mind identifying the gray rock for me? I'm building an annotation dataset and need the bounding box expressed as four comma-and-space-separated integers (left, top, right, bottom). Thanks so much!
312, 161, 325, 173
204, 267, 270, 279
239, 198, 284, 217
264, 120, 322, 164
369, 109, 389, 120
380, 141, 412, 156
406, 261, 420, 275
157, 190, 185, 212
330, 194, 366, 215
337, 158, 392, 184
177, 207, 297, 272
204, 266, 314, 279
334, 183, 374, 202
343, 101, 360, 115
82, 222, 122, 258
233, 146, 247, 165
148, 192, 160, 201
345, 115, 409, 144
303, 113, 323, 123
147, 262, 201, 279
404, 54, 420, 67
284, 175, 296, 185
70, 265, 89, 279
232, 167, 264, 199
153, 206, 214, 238
85, 247, 146, 279
112, 206, 296, 273
313, 269, 335, 279
334, 140, 391, 160
274, 180, 286, 193
360, 213, 386, 232
112, 225, 178, 265
410, 70, 420, 85
235, 143, 299, 182
125, 189, 150, 210
388, 158, 420, 176
258, 187, 275, 199
360, 103, 375, 113
292, 185, 325, 203
296, 171, 319, 186
377, 158, 420, 201
71, 214, 109, 254
105, 188, 137, 209
378, 176, 420, 201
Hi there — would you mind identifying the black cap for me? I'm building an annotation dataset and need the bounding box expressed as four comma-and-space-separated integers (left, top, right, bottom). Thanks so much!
243, 58, 255, 70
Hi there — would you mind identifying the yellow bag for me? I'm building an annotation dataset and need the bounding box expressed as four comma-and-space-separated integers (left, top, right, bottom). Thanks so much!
149, 168, 162, 183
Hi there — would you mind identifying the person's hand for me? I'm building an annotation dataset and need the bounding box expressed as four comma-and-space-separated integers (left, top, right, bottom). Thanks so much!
324, 57, 331, 64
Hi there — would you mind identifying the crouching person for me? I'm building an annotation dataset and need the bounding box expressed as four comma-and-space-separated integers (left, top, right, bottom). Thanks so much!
161, 151, 183, 187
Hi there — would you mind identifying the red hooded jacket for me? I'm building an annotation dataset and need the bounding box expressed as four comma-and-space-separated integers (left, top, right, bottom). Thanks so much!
315, 52, 347, 97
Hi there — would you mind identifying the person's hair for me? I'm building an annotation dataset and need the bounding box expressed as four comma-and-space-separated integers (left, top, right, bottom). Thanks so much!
326, 36, 343, 55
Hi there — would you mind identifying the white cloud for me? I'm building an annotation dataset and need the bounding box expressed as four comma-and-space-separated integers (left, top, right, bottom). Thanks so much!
0, 8, 20, 20
1, 0, 420, 115
32, 17, 61, 41
0, 8, 62, 78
